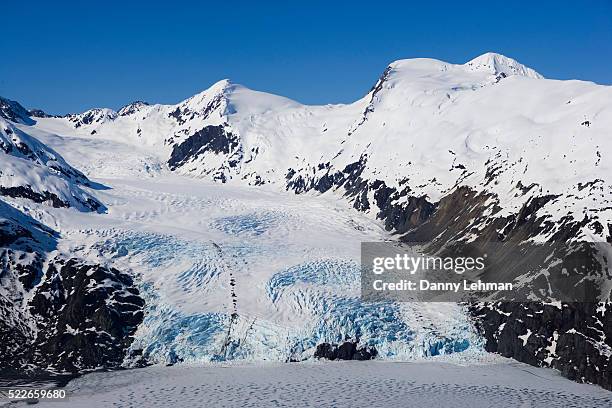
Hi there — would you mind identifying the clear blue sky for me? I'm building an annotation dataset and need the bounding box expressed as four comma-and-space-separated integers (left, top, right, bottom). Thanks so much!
2, 1, 611, 114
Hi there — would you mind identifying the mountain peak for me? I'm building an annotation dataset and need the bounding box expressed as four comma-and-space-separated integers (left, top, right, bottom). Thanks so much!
181, 79, 234, 106
464, 52, 543, 79
118, 101, 150, 116
0, 96, 35, 125
195, 79, 233, 97
212, 78, 233, 89
28, 108, 57, 118
65, 108, 118, 128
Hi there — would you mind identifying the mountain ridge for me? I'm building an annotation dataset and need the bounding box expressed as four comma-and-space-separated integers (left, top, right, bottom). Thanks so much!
0, 52, 553, 121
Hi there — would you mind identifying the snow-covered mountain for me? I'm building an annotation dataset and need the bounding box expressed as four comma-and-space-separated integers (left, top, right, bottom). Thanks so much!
1, 52, 611, 389
463, 52, 544, 78
0, 118, 103, 212
38, 52, 610, 242
0, 118, 104, 211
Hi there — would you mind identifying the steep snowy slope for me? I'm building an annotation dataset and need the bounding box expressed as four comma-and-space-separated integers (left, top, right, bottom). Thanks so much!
0, 118, 103, 212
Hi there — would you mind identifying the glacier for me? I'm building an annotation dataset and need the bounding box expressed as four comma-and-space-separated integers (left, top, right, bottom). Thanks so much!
1, 51, 611, 391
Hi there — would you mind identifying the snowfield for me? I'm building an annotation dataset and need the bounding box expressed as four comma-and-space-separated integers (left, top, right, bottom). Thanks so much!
10, 359, 612, 408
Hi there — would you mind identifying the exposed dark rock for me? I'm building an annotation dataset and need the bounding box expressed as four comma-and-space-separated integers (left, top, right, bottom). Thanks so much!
0, 185, 70, 208
314, 341, 378, 361
314, 342, 336, 359
118, 101, 149, 116
65, 108, 117, 128
28, 108, 58, 118
25, 259, 144, 372
0, 200, 143, 374
372, 182, 435, 233
286, 156, 435, 234
168, 125, 241, 172
168, 89, 224, 127
0, 185, 103, 212
0, 96, 34, 125
471, 302, 612, 390
286, 155, 368, 196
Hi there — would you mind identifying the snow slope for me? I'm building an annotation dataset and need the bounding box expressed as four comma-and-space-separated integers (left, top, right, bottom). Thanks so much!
0, 118, 103, 212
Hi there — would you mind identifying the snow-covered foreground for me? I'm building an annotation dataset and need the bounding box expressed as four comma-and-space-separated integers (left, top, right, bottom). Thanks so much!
16, 359, 612, 408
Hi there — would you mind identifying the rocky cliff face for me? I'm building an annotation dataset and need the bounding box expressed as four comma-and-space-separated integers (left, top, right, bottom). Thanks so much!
472, 302, 612, 390
0, 124, 142, 374
285, 156, 612, 388
0, 97, 34, 125
0, 199, 145, 374
26, 259, 144, 372
0, 200, 53, 371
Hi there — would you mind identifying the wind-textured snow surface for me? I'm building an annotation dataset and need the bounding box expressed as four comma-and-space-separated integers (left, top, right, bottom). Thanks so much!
10, 360, 612, 408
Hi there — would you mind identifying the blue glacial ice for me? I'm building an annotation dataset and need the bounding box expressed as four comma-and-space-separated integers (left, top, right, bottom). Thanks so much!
266, 258, 359, 302
211, 211, 283, 236
93, 225, 484, 366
